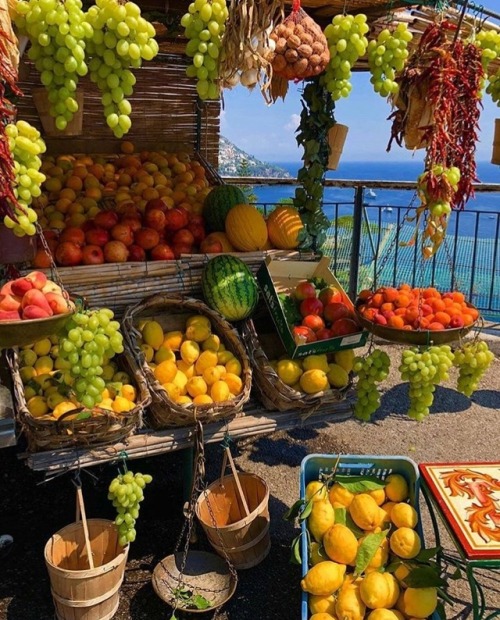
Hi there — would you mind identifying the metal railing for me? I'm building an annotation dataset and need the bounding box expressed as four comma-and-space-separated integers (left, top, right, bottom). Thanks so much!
224, 176, 500, 322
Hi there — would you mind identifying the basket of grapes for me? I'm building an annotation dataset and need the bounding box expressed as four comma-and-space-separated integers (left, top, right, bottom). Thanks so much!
7, 307, 150, 452
122, 294, 252, 429
240, 302, 353, 416
355, 285, 479, 346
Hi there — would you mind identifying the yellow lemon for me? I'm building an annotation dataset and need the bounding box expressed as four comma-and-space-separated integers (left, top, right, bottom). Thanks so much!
34, 355, 54, 375
368, 488, 386, 506
403, 587, 438, 618
173, 370, 188, 394
33, 373, 55, 391
140, 343, 154, 363
334, 349, 355, 373
112, 396, 134, 413
210, 380, 231, 402
217, 350, 234, 365
163, 330, 183, 351
360, 572, 400, 609
393, 564, 411, 589
186, 314, 211, 328
113, 371, 131, 384
33, 337, 52, 356
186, 376, 208, 398
185, 323, 211, 342
367, 610, 405, 620
305, 480, 328, 503
27, 395, 49, 417
300, 369, 329, 394
225, 357, 242, 376
177, 360, 195, 379
277, 359, 303, 386
154, 360, 177, 384
154, 346, 176, 364
52, 401, 78, 419
389, 528, 421, 559
196, 350, 219, 374
391, 503, 418, 529
380, 502, 396, 526
24, 385, 38, 400
358, 536, 389, 569
202, 366, 223, 385
120, 384, 137, 402
303, 354, 329, 373
162, 382, 181, 401
101, 386, 116, 400
326, 363, 350, 389
102, 364, 117, 381
329, 483, 354, 508
224, 372, 243, 395
193, 394, 213, 405
97, 398, 114, 410
46, 392, 66, 410
309, 593, 336, 615
301, 561, 346, 596
310, 614, 338, 620
20, 348, 37, 367
335, 576, 366, 620
323, 523, 358, 565
308, 499, 335, 543
176, 395, 193, 406
349, 494, 381, 531
202, 334, 220, 351
20, 366, 36, 383
384, 474, 409, 502
180, 340, 200, 364
310, 542, 329, 566
141, 320, 164, 350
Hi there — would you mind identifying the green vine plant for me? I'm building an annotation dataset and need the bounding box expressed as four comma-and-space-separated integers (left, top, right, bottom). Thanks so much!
293, 77, 336, 252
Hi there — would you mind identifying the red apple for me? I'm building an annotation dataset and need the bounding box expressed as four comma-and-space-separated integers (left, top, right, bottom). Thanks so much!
315, 327, 333, 341
145, 198, 168, 213
82, 245, 104, 265
134, 227, 160, 250
323, 302, 351, 324
103, 240, 129, 263
299, 297, 323, 318
165, 207, 189, 231
292, 325, 317, 344
121, 216, 143, 233
330, 318, 362, 336
318, 286, 343, 306
55, 241, 83, 266
60, 227, 86, 247
172, 242, 193, 258
294, 280, 317, 301
172, 228, 195, 246
302, 314, 325, 332
94, 210, 119, 230
85, 227, 109, 247
150, 243, 175, 261
127, 244, 147, 262
186, 222, 206, 245
111, 223, 134, 246
199, 238, 223, 254
144, 208, 166, 232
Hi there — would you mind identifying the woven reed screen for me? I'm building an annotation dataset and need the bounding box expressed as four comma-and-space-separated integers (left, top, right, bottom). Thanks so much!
15, 54, 221, 168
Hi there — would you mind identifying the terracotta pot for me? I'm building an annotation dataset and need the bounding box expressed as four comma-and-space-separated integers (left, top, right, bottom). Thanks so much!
0, 224, 36, 264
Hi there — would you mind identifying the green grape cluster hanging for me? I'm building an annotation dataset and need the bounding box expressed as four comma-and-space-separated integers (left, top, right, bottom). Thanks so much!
353, 349, 390, 421
453, 340, 495, 397
476, 29, 500, 105
367, 23, 413, 98
108, 469, 153, 546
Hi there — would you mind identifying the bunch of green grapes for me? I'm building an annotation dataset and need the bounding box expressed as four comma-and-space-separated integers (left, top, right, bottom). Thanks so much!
85, 0, 159, 137
476, 29, 500, 104
3, 120, 46, 236
453, 340, 494, 397
181, 0, 229, 100
399, 345, 454, 421
322, 13, 369, 101
353, 349, 390, 421
108, 470, 152, 546
367, 23, 413, 98
59, 308, 124, 408
15, 0, 92, 131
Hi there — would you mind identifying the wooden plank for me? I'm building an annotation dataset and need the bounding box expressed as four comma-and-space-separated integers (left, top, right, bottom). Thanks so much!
24, 399, 353, 473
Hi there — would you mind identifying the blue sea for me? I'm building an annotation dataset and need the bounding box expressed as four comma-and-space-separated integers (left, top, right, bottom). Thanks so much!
251, 160, 500, 240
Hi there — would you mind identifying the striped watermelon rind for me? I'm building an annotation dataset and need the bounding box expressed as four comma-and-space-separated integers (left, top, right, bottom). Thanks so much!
203, 185, 247, 232
201, 255, 258, 321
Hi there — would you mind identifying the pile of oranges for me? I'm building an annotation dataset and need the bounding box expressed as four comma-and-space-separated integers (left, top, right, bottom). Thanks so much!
356, 285, 479, 331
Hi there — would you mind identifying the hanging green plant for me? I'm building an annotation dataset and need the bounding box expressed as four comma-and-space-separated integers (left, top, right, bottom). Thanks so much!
293, 77, 336, 251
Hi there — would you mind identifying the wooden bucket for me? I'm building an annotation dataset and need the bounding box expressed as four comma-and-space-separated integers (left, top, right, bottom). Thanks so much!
33, 87, 84, 137
195, 449, 270, 570
327, 124, 349, 170
44, 488, 128, 620
492, 119, 500, 165
0, 224, 35, 264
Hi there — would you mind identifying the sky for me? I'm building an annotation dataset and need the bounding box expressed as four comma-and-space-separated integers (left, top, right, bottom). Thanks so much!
220, 72, 499, 165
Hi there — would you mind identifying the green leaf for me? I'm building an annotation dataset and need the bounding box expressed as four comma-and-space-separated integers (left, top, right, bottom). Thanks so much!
278, 294, 302, 328
283, 499, 305, 522
437, 587, 454, 605
300, 499, 314, 521
76, 411, 92, 420
403, 566, 448, 588
414, 546, 440, 563
290, 534, 302, 565
334, 507, 347, 525
345, 512, 366, 539
190, 594, 213, 609
450, 566, 462, 580
354, 530, 389, 576
336, 475, 386, 493
385, 560, 403, 573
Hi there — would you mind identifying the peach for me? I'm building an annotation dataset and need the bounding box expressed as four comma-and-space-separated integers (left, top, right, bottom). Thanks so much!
25, 271, 48, 290
41, 281, 63, 295
0, 294, 22, 312
21, 289, 53, 316
22, 305, 52, 320
0, 281, 13, 296
45, 292, 71, 315
11, 278, 34, 297
0, 310, 21, 321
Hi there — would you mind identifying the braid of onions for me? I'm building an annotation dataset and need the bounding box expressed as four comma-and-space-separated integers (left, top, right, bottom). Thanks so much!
353, 349, 390, 421
453, 340, 495, 397
399, 345, 454, 421
367, 23, 413, 98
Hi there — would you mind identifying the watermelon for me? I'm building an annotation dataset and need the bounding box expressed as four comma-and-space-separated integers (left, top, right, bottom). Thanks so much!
201, 255, 258, 321
203, 185, 246, 232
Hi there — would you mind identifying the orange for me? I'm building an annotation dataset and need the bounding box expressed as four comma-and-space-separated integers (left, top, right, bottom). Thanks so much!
370, 293, 384, 308
428, 322, 444, 331
394, 294, 411, 309
434, 311, 451, 327
452, 291, 465, 303
423, 287, 440, 299
380, 302, 394, 313
388, 316, 404, 329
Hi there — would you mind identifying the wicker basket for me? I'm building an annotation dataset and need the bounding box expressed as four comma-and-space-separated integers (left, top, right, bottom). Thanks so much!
240, 305, 352, 417
8, 348, 150, 452
122, 294, 252, 429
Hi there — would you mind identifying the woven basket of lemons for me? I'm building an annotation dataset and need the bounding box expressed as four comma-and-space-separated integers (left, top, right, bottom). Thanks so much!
8, 344, 149, 452
122, 294, 252, 429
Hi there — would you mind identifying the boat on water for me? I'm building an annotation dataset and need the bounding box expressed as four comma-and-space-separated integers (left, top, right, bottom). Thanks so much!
382, 207, 393, 213
365, 189, 377, 200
